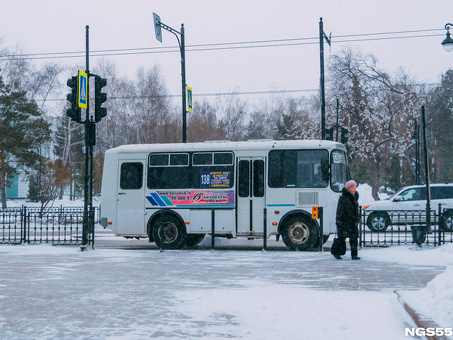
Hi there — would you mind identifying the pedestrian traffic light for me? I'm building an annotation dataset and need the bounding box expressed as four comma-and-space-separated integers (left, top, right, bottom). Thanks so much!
341, 127, 349, 144
94, 76, 107, 123
66, 76, 81, 123
325, 127, 334, 141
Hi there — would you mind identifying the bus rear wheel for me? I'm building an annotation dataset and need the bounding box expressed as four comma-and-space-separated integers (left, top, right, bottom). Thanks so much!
152, 214, 187, 249
281, 215, 318, 251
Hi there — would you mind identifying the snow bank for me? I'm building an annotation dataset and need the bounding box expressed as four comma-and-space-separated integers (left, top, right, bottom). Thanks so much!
401, 266, 453, 328
398, 243, 453, 328
365, 243, 453, 267
357, 183, 374, 204
357, 183, 391, 204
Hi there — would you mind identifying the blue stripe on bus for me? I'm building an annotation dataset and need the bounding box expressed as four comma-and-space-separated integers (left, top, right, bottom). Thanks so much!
146, 195, 159, 206
267, 204, 296, 207
151, 193, 166, 206
161, 196, 173, 206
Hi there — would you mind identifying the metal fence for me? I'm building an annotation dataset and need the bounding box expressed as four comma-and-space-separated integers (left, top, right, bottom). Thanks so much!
0, 206, 98, 245
359, 207, 453, 247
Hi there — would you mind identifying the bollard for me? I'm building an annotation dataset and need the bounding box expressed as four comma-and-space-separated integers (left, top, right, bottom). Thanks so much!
159, 211, 165, 252
211, 209, 215, 251
438, 203, 443, 246
319, 207, 324, 252
22, 206, 27, 244
263, 208, 267, 251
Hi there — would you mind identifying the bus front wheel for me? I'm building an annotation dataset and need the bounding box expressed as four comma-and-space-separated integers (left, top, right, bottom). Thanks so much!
281, 215, 318, 251
152, 214, 187, 249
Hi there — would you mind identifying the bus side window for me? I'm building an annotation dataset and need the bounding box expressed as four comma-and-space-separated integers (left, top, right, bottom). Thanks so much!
120, 162, 143, 190
253, 160, 265, 197
239, 160, 250, 197
268, 151, 282, 187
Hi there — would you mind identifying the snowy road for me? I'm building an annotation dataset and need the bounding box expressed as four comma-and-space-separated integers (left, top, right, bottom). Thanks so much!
1, 240, 451, 340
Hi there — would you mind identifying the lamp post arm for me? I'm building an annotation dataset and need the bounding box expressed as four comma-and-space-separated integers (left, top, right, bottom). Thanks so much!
158, 22, 182, 49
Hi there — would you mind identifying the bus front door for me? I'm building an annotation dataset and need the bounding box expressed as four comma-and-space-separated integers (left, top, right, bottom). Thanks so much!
116, 160, 146, 236
237, 158, 266, 235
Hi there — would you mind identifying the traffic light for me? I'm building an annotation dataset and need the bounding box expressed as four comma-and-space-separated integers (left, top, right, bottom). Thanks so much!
341, 127, 349, 144
325, 127, 334, 141
94, 76, 107, 123
66, 76, 81, 123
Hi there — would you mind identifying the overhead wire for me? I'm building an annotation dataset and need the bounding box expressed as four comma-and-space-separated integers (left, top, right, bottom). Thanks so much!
2, 27, 444, 102
1, 28, 444, 60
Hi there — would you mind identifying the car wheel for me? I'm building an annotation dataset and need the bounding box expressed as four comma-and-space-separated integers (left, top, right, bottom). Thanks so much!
442, 210, 453, 232
367, 212, 390, 232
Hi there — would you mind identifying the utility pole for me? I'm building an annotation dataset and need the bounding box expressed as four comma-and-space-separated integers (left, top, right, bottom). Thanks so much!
66, 26, 108, 251
319, 17, 331, 140
82, 25, 94, 250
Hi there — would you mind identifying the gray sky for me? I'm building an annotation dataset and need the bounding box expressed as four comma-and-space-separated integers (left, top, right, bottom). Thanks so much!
1, 0, 452, 105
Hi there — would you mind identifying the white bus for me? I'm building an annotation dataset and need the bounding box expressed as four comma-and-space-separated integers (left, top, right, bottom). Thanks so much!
100, 140, 349, 250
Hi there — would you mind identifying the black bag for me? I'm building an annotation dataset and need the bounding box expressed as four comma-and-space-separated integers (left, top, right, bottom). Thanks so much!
331, 237, 346, 256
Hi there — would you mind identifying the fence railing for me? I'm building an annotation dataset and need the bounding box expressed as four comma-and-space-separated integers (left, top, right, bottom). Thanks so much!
359, 206, 453, 247
0, 206, 98, 245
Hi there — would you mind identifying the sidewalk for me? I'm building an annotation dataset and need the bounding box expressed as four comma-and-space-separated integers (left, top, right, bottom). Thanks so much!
0, 237, 449, 339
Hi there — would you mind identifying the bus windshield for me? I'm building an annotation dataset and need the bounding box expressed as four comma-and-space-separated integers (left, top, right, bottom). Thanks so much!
331, 150, 348, 192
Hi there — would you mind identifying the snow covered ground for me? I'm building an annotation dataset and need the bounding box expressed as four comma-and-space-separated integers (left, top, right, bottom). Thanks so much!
2, 184, 452, 339
0, 241, 452, 339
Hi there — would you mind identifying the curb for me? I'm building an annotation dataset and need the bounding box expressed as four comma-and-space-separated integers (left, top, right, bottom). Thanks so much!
394, 290, 449, 340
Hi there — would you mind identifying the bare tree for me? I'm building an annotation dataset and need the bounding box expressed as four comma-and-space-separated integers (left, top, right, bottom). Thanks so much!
217, 93, 247, 141
187, 100, 224, 142
33, 160, 71, 213
329, 48, 424, 199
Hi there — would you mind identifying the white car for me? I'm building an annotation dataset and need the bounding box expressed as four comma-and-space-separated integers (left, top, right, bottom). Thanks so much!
362, 183, 453, 232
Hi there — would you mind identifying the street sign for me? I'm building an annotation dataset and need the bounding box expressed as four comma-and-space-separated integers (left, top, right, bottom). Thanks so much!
153, 13, 162, 43
187, 86, 193, 112
78, 70, 88, 109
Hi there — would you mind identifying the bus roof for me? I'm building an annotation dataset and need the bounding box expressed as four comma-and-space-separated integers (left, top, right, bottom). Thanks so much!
105, 140, 347, 155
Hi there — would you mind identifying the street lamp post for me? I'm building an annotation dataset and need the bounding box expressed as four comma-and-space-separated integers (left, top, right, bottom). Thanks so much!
411, 118, 421, 185
153, 13, 187, 143
422, 106, 432, 234
319, 17, 331, 140
441, 23, 453, 52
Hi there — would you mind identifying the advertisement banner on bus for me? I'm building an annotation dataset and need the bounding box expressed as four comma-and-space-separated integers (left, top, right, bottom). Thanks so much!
146, 190, 235, 207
